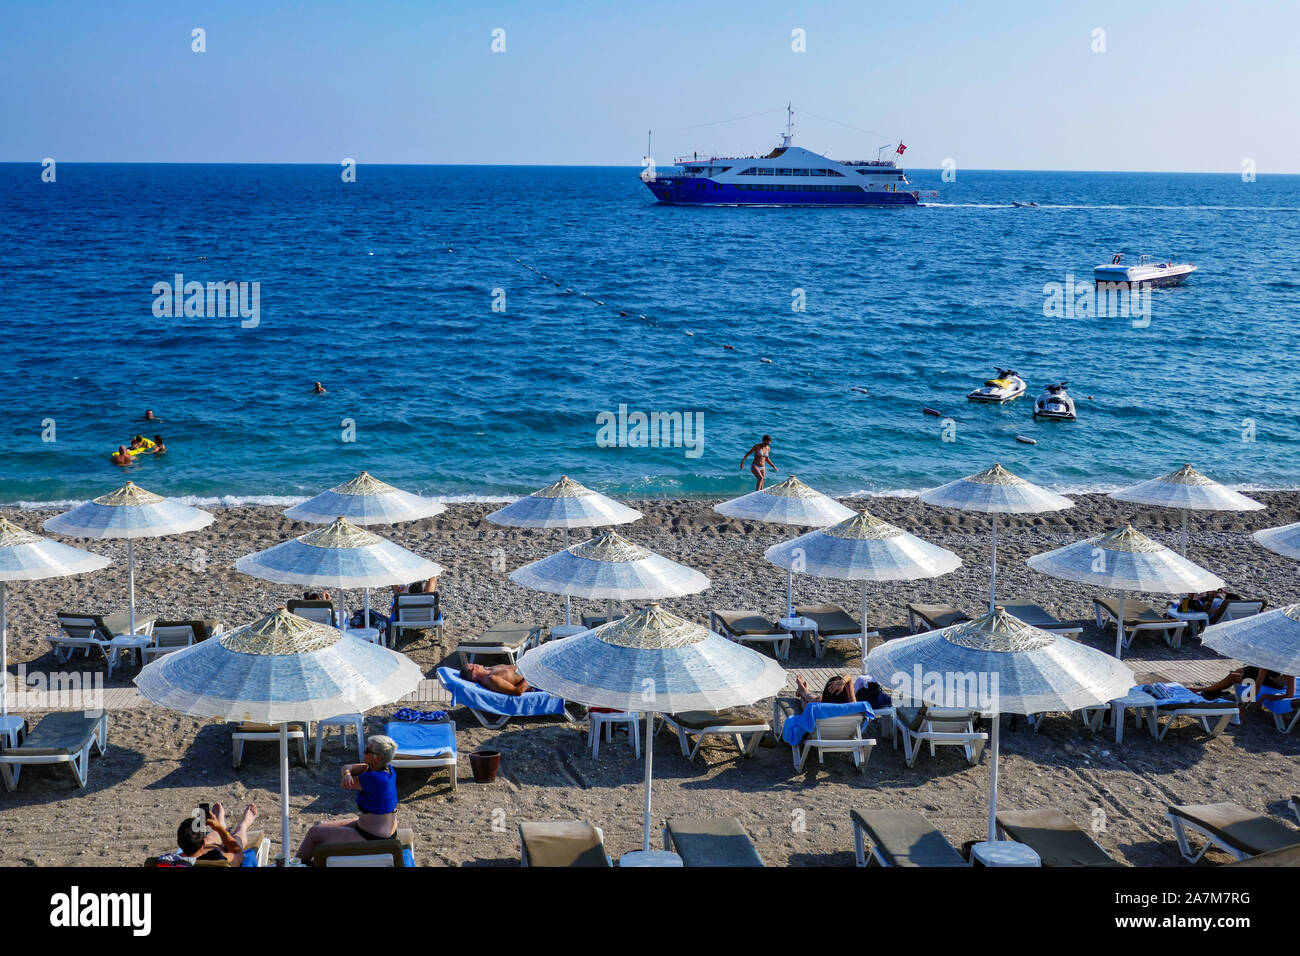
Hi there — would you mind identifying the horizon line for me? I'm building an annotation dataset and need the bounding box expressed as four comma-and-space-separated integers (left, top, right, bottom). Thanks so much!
1, 161, 1295, 177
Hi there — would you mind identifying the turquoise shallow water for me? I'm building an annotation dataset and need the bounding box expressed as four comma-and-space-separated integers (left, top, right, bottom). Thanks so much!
1, 163, 1298, 504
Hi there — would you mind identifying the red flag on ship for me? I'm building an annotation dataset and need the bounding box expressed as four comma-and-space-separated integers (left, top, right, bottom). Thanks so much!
896, 143, 907, 155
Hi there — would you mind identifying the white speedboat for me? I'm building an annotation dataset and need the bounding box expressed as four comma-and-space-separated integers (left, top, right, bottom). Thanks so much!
1094, 254, 1196, 288
1033, 383, 1076, 421
967, 369, 1026, 404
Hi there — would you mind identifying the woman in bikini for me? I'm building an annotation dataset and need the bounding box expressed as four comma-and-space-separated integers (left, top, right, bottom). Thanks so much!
741, 435, 777, 490
295, 734, 400, 862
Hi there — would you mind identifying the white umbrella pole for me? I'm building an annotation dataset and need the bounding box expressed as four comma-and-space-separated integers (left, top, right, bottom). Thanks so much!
860, 582, 870, 676
1, 582, 7, 721
127, 538, 137, 635
786, 570, 794, 619
1181, 511, 1188, 558
642, 710, 655, 852
1115, 592, 1126, 659
606, 599, 613, 623
987, 713, 1000, 842
279, 722, 291, 863
989, 514, 998, 612
364, 587, 371, 629
562, 529, 571, 626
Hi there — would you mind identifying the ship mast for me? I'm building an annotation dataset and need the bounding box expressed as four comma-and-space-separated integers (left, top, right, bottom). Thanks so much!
781, 102, 794, 147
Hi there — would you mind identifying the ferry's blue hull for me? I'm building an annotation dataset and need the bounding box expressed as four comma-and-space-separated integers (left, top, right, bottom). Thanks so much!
645, 177, 919, 206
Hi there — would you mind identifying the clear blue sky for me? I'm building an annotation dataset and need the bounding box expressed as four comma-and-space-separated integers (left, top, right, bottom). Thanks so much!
2, 0, 1296, 171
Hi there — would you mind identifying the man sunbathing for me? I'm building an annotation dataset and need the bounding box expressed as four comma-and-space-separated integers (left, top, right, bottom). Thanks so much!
795, 674, 889, 708
460, 662, 533, 696
1190, 668, 1295, 712
158, 802, 257, 866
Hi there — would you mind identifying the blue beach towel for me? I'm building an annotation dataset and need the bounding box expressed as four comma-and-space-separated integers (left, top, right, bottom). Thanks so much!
1140, 682, 1232, 708
385, 721, 456, 757
393, 707, 448, 723
436, 667, 567, 718
781, 701, 872, 746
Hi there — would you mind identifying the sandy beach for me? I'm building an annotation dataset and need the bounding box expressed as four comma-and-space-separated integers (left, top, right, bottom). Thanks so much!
2, 492, 1299, 867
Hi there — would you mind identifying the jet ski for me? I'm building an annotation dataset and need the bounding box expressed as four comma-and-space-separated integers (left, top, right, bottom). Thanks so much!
967, 368, 1027, 404
1033, 382, 1076, 421
1011, 201, 1038, 207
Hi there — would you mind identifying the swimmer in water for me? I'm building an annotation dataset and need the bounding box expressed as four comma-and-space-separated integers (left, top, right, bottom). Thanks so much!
111, 445, 133, 467
313, 381, 327, 394
740, 434, 777, 490
141, 409, 162, 422
151, 435, 166, 455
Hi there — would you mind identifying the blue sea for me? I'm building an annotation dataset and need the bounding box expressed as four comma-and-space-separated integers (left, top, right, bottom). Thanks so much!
2, 163, 1298, 505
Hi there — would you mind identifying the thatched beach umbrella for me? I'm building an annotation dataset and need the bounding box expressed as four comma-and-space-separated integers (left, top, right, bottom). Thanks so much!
715, 475, 854, 616
517, 604, 785, 855
919, 464, 1073, 612
489, 476, 643, 626
0, 517, 111, 740
867, 607, 1133, 842
284, 471, 446, 526
1254, 523, 1300, 561
1027, 526, 1224, 658
44, 481, 214, 636
509, 530, 708, 622
136, 608, 423, 859
236, 518, 443, 635
1201, 605, 1300, 676
1110, 464, 1263, 556
764, 511, 961, 674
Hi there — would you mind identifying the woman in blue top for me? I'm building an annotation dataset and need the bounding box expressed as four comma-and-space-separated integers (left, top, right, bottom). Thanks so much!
296, 734, 399, 863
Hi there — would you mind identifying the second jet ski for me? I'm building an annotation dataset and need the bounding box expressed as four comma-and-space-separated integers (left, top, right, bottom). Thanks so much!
1033, 382, 1077, 421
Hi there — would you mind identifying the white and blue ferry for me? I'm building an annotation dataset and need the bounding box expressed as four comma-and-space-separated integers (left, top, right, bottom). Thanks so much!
643, 106, 919, 207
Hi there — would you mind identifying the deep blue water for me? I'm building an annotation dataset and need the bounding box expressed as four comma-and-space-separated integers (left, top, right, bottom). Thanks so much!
2, 163, 1298, 504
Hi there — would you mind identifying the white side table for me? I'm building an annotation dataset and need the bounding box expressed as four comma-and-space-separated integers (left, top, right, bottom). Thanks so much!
1166, 608, 1210, 639
345, 627, 381, 646
970, 841, 1040, 867
106, 635, 152, 678
620, 850, 683, 867
588, 711, 640, 759
549, 625, 587, 642
315, 714, 365, 763
779, 616, 820, 657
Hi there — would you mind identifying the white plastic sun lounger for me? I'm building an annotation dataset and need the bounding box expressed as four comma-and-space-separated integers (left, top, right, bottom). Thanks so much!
893, 706, 987, 767
773, 698, 875, 773
0, 710, 108, 791
1166, 802, 1300, 863
659, 710, 770, 762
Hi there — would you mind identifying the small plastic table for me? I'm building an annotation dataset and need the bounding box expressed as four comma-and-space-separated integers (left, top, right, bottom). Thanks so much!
1166, 607, 1210, 638
107, 635, 152, 678
619, 850, 683, 867
315, 713, 365, 763
970, 841, 1041, 867
1107, 690, 1157, 744
345, 627, 382, 646
549, 625, 587, 642
778, 616, 820, 656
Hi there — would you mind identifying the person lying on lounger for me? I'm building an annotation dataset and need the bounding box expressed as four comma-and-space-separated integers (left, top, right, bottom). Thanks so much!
158, 801, 257, 866
296, 735, 399, 862
1190, 668, 1295, 712
794, 674, 889, 708
460, 662, 534, 695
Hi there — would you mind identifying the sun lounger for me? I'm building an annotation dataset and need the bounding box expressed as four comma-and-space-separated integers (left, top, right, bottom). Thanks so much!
659, 709, 770, 761
1166, 802, 1300, 863
998, 600, 1083, 639
1225, 844, 1300, 867
850, 809, 967, 867
1290, 797, 1300, 827
148, 830, 273, 867
773, 698, 875, 772
1213, 599, 1264, 623
0, 710, 108, 791
456, 621, 542, 665
906, 603, 972, 634
144, 619, 222, 661
580, 613, 624, 629
1093, 597, 1187, 650
386, 720, 456, 790
1141, 682, 1238, 740
995, 809, 1124, 867
436, 666, 573, 730
1250, 687, 1300, 734
286, 599, 336, 626
893, 706, 987, 767
313, 828, 416, 867
49, 612, 157, 677
518, 821, 612, 867
710, 609, 793, 660
662, 817, 765, 867
795, 603, 874, 658
389, 592, 443, 646
230, 722, 308, 769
